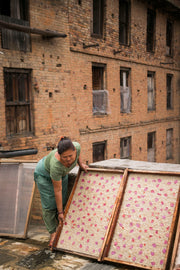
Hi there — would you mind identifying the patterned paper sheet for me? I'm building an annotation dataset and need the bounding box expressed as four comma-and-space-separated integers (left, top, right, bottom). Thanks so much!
107, 173, 180, 269
56, 170, 123, 258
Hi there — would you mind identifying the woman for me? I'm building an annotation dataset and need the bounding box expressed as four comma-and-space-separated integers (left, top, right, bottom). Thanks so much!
34, 136, 88, 247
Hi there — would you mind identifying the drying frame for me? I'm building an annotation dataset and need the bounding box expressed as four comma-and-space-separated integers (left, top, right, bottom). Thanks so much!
52, 167, 127, 260
0, 160, 36, 238
103, 169, 180, 270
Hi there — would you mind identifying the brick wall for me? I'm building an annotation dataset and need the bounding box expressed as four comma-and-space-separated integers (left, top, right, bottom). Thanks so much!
0, 0, 180, 225
0, 0, 179, 164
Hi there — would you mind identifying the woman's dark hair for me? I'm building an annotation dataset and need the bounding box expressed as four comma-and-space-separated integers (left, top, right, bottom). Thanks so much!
57, 136, 75, 155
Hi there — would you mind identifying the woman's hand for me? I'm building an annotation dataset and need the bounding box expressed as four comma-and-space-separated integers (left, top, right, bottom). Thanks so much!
78, 155, 89, 172
80, 163, 89, 172
58, 212, 64, 222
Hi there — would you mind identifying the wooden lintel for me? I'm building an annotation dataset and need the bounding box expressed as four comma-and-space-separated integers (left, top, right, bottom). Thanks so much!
0, 19, 67, 38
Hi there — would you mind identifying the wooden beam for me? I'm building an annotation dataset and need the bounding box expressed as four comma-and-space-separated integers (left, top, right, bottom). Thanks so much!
0, 19, 67, 38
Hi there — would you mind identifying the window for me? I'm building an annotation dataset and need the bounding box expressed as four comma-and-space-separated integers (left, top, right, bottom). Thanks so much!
146, 8, 156, 52
93, 141, 106, 162
0, 0, 30, 51
0, 0, 29, 20
119, 0, 130, 45
147, 71, 155, 111
147, 132, 156, 162
92, 0, 104, 37
4, 68, 33, 136
167, 74, 173, 109
120, 68, 131, 113
92, 64, 109, 115
166, 129, 173, 160
166, 20, 173, 56
120, 137, 131, 159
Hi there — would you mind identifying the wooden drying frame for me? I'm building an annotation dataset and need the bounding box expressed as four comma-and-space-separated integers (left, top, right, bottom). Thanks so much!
103, 169, 180, 270
170, 208, 180, 270
0, 160, 36, 238
53, 168, 180, 270
52, 167, 127, 260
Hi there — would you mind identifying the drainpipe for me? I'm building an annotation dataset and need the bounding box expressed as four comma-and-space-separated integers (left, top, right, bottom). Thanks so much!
0, 148, 38, 158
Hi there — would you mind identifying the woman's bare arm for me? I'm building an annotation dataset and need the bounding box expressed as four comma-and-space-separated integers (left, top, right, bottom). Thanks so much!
52, 179, 64, 221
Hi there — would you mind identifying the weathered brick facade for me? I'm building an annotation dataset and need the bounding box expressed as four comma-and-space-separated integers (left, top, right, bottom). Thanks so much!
0, 0, 180, 165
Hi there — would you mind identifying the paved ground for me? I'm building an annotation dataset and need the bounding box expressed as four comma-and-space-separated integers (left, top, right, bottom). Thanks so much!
0, 224, 179, 270
0, 225, 132, 270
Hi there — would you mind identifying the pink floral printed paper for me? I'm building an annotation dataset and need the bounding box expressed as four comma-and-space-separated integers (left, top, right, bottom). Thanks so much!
56, 170, 123, 257
107, 173, 180, 269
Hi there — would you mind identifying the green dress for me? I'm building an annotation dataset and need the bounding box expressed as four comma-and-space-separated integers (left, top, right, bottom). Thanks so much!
34, 142, 81, 210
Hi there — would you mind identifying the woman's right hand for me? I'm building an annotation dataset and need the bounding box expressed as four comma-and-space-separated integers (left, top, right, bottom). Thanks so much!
58, 212, 64, 222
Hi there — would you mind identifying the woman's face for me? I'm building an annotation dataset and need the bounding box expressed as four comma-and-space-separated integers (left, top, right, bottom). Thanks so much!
60, 149, 76, 167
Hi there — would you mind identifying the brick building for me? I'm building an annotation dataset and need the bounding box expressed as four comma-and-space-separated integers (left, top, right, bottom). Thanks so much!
0, 0, 180, 164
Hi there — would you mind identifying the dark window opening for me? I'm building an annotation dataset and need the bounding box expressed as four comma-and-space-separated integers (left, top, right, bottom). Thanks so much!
4, 68, 33, 136
120, 68, 131, 113
0, 0, 11, 16
120, 137, 131, 159
166, 20, 173, 56
147, 71, 155, 111
0, 0, 29, 20
147, 132, 156, 162
93, 141, 106, 162
146, 8, 155, 52
167, 74, 173, 109
166, 128, 173, 160
119, 0, 129, 45
92, 0, 104, 37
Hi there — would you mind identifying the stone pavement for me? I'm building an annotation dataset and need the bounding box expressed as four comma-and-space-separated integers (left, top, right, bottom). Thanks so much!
0, 225, 130, 270
0, 224, 179, 270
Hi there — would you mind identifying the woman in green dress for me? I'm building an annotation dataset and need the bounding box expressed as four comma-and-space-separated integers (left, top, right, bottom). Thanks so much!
34, 136, 88, 247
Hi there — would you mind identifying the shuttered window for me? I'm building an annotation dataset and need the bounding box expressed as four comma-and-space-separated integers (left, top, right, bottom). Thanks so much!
0, 0, 30, 52
4, 68, 33, 136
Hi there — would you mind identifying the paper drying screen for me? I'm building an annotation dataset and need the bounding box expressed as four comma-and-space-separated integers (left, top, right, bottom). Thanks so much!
106, 172, 180, 269
56, 170, 123, 258
0, 163, 35, 238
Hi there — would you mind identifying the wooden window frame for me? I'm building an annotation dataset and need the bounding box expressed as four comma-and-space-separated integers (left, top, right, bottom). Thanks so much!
119, 0, 130, 45
4, 68, 33, 137
147, 131, 156, 162
120, 68, 131, 113
0, 0, 30, 52
166, 20, 173, 56
0, 0, 29, 21
146, 8, 156, 52
92, 0, 105, 38
167, 74, 173, 110
93, 141, 107, 162
147, 71, 155, 111
92, 64, 108, 115
120, 136, 131, 159
166, 128, 173, 160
